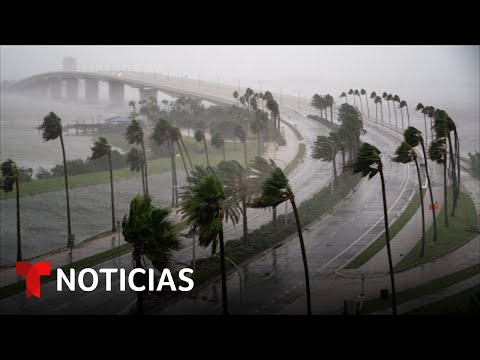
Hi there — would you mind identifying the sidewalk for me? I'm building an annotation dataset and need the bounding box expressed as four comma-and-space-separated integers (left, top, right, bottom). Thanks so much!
371, 273, 480, 315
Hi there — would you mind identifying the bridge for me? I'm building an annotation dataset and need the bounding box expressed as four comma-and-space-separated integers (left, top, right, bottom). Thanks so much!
6, 70, 239, 106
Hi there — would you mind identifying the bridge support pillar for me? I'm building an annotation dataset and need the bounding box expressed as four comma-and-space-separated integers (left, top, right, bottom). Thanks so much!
49, 78, 63, 99
85, 79, 99, 102
66, 78, 79, 100
139, 88, 158, 102
108, 81, 125, 105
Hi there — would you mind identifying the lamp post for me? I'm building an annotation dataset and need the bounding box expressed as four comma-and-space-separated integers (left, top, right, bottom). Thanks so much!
116, 220, 121, 247
272, 158, 289, 225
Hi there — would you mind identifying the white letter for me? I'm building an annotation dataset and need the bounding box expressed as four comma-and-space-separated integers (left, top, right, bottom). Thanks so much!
128, 269, 146, 291
78, 268, 99, 291
178, 268, 194, 291
99, 268, 118, 291
148, 269, 155, 291
57, 268, 75, 291
120, 269, 126, 291
156, 269, 176, 291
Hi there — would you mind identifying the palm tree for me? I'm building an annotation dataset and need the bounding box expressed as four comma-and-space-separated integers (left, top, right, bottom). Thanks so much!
125, 119, 149, 195
171, 127, 190, 179
250, 166, 312, 315
393, 95, 401, 128
404, 126, 438, 242
398, 100, 405, 129
313, 135, 338, 182
400, 100, 410, 127
211, 132, 226, 161
340, 91, 348, 104
382, 92, 391, 126
429, 139, 448, 228
194, 128, 210, 167
415, 103, 429, 148
393, 142, 426, 257
180, 174, 240, 315
249, 156, 278, 225
386, 94, 394, 127
122, 195, 181, 314
38, 112, 72, 245
233, 91, 239, 105
128, 100, 136, 119
90, 137, 116, 232
161, 99, 169, 112
355, 90, 363, 115
352, 142, 397, 315
374, 96, 383, 124
126, 148, 146, 194
218, 160, 252, 243
361, 89, 370, 120
325, 94, 334, 123
348, 89, 355, 107
1, 159, 22, 260
152, 119, 178, 207
370, 92, 377, 122
235, 124, 248, 168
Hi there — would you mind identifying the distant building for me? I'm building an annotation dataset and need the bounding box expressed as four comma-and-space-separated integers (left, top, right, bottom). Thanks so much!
63, 57, 77, 72
104, 115, 130, 125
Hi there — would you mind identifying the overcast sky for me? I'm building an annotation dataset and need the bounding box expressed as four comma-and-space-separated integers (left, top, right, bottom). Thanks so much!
1, 45, 478, 86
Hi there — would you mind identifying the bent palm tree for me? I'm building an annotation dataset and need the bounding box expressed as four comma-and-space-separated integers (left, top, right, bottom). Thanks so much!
415, 103, 429, 148
404, 126, 438, 242
125, 119, 149, 195
126, 148, 146, 194
383, 92, 391, 126
361, 89, 370, 120
370, 91, 377, 121
393, 95, 400, 128
38, 112, 72, 246
181, 174, 240, 315
122, 195, 181, 314
429, 139, 448, 228
90, 137, 116, 232
352, 143, 397, 315
194, 128, 210, 167
235, 124, 248, 168
250, 166, 312, 315
340, 91, 348, 104
1, 159, 22, 260
211, 132, 226, 161
394, 142, 426, 257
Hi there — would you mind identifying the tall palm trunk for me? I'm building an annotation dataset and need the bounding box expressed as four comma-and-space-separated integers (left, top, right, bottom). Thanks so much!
429, 117, 434, 143
166, 139, 176, 207
378, 163, 397, 315
406, 106, 410, 127
332, 152, 337, 182
447, 133, 458, 216
272, 206, 277, 226
133, 247, 143, 314
420, 138, 438, 242
423, 114, 429, 148
243, 140, 248, 169
176, 141, 189, 178
380, 103, 384, 125
140, 166, 145, 195
180, 137, 193, 171
393, 102, 398, 128
59, 134, 72, 244
358, 96, 364, 116
202, 134, 210, 167
364, 94, 370, 120
353, 95, 356, 107
400, 108, 404, 129
290, 194, 311, 315
140, 139, 149, 195
108, 152, 116, 232
375, 103, 378, 122
443, 151, 448, 228
242, 196, 248, 243
218, 229, 229, 315
414, 157, 426, 257
386, 100, 391, 126
330, 105, 334, 123
15, 179, 22, 261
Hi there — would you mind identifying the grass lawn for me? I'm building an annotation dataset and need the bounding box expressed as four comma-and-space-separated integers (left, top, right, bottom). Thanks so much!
1, 138, 259, 200
406, 283, 480, 314
395, 188, 478, 271
361, 263, 480, 314
344, 194, 421, 269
